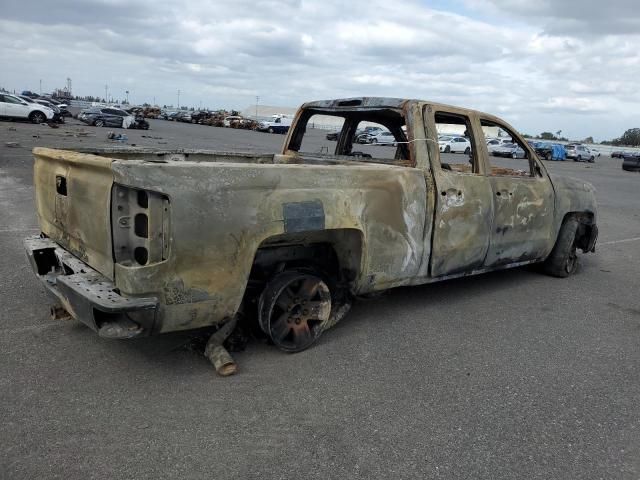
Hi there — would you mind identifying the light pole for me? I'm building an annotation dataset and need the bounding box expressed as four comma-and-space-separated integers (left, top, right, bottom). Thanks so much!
177, 89, 181, 109
39, 79, 42, 95
105, 84, 109, 104
255, 95, 259, 120
125, 90, 129, 104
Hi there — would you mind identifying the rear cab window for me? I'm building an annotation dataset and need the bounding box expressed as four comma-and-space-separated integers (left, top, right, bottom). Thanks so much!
288, 106, 411, 166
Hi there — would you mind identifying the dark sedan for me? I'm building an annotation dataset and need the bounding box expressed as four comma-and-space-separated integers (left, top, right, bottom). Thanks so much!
191, 111, 213, 124
622, 153, 640, 172
78, 107, 148, 129
326, 131, 340, 141
528, 141, 553, 160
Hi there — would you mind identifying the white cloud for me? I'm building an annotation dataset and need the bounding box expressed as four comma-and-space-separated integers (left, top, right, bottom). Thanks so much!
0, 0, 639, 139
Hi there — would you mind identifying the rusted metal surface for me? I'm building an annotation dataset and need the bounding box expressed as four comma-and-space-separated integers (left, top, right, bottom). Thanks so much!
50, 305, 72, 321
204, 317, 238, 376
28, 97, 598, 347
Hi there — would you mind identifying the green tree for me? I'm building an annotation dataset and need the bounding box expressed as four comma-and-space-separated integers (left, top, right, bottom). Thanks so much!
618, 128, 640, 146
539, 132, 556, 140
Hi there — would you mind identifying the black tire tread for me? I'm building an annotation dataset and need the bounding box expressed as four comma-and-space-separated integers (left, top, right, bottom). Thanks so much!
543, 217, 579, 278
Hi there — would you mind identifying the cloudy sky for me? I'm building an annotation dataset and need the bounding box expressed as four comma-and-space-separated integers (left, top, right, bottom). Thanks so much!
1, 0, 639, 140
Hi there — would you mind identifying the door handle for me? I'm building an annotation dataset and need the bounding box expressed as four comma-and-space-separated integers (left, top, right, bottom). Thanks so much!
441, 189, 462, 197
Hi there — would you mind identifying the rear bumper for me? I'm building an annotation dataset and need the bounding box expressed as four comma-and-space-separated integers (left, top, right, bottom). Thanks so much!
24, 236, 158, 338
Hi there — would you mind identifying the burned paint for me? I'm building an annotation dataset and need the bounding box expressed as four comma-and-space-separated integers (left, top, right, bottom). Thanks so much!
26, 96, 597, 344
283, 200, 325, 233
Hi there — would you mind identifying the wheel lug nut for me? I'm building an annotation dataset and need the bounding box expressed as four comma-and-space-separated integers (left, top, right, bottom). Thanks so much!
303, 310, 309, 315
295, 318, 301, 324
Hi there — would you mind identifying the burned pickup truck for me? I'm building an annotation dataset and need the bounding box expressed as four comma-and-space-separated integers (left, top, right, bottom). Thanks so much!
24, 97, 598, 375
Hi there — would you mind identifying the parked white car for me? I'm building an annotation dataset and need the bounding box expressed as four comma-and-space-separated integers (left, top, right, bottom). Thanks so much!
439, 136, 471, 153
369, 131, 396, 145
0, 93, 55, 123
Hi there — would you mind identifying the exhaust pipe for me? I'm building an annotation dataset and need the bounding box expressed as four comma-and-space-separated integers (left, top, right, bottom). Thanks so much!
205, 344, 237, 377
204, 317, 238, 376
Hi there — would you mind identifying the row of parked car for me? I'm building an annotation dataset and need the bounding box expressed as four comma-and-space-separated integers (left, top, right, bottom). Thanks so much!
156, 110, 291, 132
326, 126, 401, 145
326, 127, 607, 164
0, 91, 70, 124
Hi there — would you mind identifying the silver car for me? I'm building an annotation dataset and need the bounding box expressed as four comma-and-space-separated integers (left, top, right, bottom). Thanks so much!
565, 144, 595, 163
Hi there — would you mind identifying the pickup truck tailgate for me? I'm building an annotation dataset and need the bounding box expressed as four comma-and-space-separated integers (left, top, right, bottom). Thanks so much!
33, 148, 115, 280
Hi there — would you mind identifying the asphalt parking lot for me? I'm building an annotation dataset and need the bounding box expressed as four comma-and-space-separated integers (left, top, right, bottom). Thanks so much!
1, 118, 639, 480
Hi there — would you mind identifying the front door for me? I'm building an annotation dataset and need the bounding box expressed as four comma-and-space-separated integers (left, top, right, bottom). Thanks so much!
426, 108, 494, 277
478, 118, 555, 266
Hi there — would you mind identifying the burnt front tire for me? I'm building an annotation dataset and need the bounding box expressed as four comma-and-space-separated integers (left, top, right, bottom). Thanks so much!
444, 145, 451, 153
543, 217, 579, 278
258, 270, 332, 353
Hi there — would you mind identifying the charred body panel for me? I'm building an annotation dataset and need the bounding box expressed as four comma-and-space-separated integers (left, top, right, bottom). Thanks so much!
33, 149, 115, 279
25, 97, 598, 348
24, 236, 158, 337
110, 159, 427, 332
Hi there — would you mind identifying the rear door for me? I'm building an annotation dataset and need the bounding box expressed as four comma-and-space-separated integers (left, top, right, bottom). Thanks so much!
425, 107, 494, 277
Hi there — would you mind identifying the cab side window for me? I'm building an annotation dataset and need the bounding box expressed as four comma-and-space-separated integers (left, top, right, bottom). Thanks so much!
480, 119, 533, 177
434, 112, 479, 174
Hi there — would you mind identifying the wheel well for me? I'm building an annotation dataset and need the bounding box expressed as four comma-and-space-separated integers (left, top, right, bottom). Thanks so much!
239, 229, 362, 326
247, 229, 362, 291
563, 211, 596, 252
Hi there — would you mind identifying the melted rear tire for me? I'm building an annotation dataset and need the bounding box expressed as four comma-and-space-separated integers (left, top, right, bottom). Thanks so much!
258, 270, 332, 353
543, 217, 579, 278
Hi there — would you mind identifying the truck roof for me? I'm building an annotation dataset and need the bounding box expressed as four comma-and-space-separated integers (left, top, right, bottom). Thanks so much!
301, 97, 508, 126
302, 97, 410, 110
